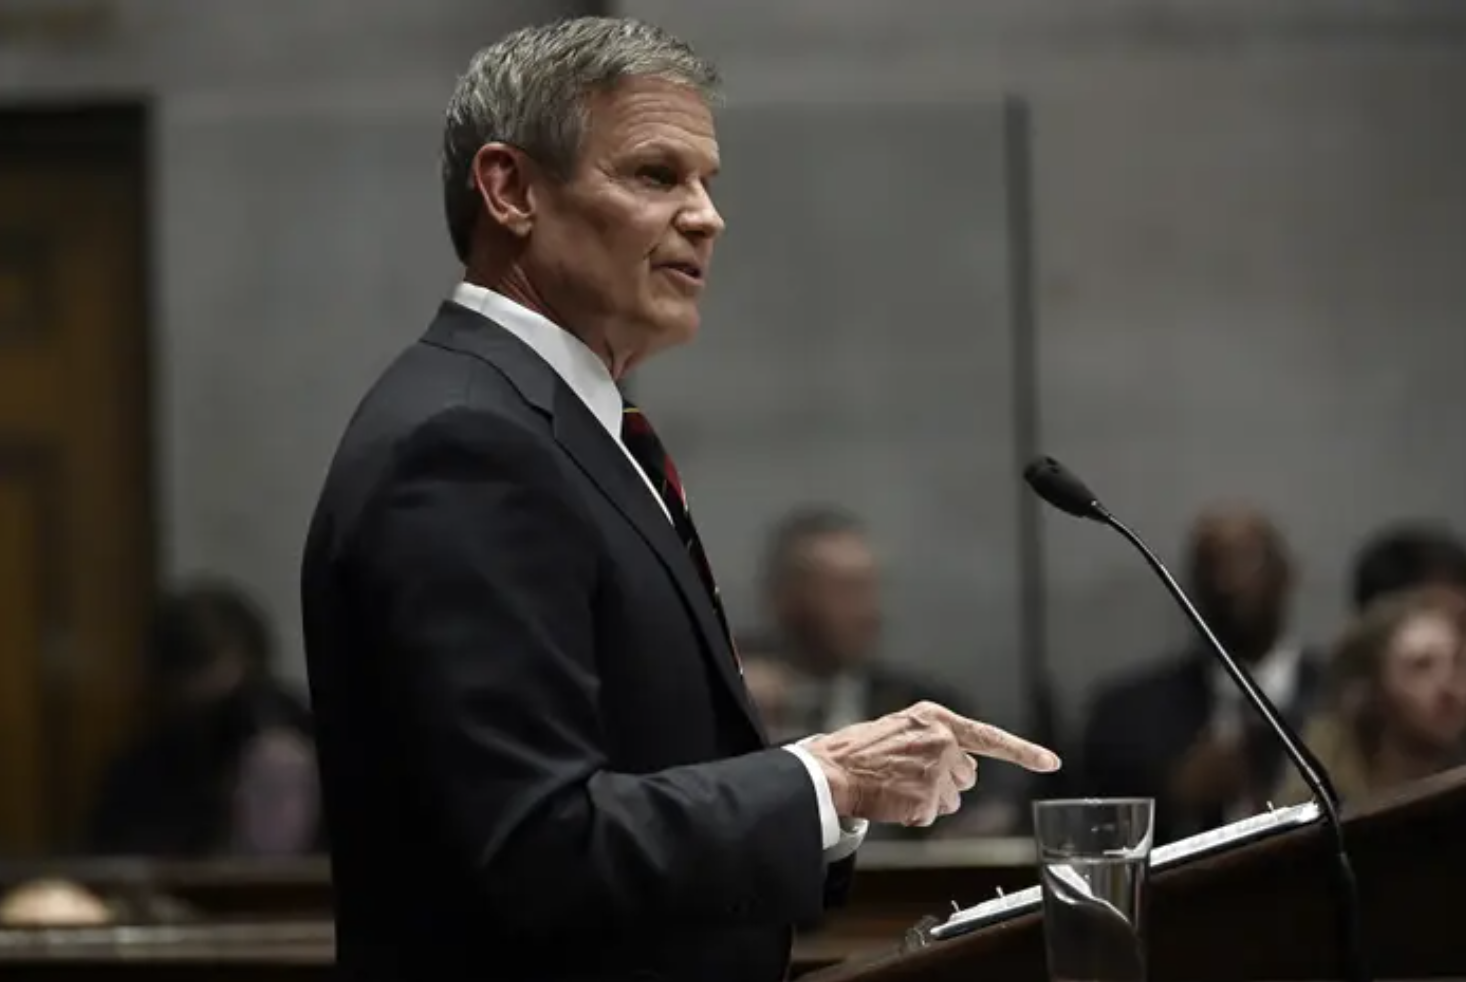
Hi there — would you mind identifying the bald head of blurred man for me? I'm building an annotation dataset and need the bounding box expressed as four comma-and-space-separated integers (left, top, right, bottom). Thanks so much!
1186, 504, 1294, 664
0, 879, 111, 927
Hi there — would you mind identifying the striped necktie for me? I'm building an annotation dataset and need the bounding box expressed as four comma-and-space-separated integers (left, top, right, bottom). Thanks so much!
620, 402, 738, 669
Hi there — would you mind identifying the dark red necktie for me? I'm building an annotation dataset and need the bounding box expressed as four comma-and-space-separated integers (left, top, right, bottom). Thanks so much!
621, 402, 738, 670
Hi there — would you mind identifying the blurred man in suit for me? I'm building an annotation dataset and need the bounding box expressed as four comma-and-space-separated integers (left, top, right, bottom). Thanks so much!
762, 506, 966, 737
754, 506, 1025, 836
1081, 504, 1322, 842
300, 17, 1060, 982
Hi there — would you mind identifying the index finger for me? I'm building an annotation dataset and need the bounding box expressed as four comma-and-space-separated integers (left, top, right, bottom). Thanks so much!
946, 713, 1061, 773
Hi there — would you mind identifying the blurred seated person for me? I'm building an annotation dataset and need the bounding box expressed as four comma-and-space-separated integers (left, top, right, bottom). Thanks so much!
1081, 504, 1323, 842
1350, 522, 1466, 613
759, 505, 1019, 837
87, 580, 323, 857
1276, 587, 1466, 806
224, 689, 323, 857
736, 632, 795, 739
0, 879, 112, 926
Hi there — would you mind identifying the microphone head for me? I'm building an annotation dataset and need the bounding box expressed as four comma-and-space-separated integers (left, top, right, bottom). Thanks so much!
1023, 456, 1107, 522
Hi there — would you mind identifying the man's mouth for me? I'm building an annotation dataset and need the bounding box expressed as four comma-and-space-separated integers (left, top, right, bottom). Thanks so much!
659, 262, 704, 282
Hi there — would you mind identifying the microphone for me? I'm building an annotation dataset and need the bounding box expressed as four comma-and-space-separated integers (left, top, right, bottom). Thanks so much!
1023, 455, 1106, 522
1023, 454, 1369, 982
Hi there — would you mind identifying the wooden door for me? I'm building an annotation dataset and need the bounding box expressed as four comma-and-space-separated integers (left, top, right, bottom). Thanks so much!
0, 105, 153, 855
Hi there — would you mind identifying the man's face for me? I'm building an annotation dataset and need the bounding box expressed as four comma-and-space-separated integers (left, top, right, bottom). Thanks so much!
522, 78, 723, 375
783, 532, 883, 671
1189, 511, 1290, 660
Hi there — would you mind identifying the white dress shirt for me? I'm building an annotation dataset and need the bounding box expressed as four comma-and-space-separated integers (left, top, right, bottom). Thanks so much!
1209, 639, 1303, 820
1207, 640, 1303, 741
821, 671, 872, 733
449, 282, 867, 862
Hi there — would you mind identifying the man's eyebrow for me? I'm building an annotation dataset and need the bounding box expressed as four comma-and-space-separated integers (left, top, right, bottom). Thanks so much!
629, 139, 720, 172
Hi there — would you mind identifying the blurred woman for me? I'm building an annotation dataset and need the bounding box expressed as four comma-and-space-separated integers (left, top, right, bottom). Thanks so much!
1276, 587, 1466, 806
87, 580, 323, 857
223, 687, 322, 858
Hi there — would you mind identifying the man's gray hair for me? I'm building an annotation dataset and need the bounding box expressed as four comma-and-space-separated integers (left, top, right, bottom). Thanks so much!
441, 17, 722, 263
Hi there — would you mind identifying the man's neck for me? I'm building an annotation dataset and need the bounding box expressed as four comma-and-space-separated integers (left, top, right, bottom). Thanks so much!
786, 642, 859, 682
1235, 635, 1283, 666
797, 660, 843, 682
464, 266, 560, 333
462, 263, 626, 374
467, 263, 536, 312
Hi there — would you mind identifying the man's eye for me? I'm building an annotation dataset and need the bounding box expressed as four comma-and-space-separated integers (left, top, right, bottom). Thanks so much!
638, 165, 678, 187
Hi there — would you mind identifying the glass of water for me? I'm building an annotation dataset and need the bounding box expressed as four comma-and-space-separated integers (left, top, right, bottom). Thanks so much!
1032, 798, 1155, 982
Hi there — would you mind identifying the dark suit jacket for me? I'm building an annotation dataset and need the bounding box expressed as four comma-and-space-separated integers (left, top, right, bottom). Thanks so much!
301, 303, 852, 982
1079, 648, 1323, 843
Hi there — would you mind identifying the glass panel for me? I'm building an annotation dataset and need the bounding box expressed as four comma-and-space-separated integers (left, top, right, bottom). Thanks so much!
636, 101, 1026, 729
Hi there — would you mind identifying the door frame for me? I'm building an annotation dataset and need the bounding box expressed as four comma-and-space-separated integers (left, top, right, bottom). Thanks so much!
0, 100, 156, 850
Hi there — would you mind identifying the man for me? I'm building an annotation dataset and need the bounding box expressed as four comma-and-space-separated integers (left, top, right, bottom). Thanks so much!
760, 506, 1026, 837
762, 506, 967, 737
1080, 504, 1322, 842
300, 18, 1059, 982
732, 631, 796, 740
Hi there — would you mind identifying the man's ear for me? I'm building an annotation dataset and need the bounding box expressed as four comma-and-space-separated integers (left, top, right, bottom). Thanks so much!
471, 143, 537, 239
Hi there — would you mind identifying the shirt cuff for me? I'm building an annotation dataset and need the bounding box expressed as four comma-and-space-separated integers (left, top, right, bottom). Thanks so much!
782, 743, 869, 862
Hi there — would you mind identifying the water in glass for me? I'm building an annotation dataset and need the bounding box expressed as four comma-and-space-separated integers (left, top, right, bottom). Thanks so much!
1033, 798, 1154, 982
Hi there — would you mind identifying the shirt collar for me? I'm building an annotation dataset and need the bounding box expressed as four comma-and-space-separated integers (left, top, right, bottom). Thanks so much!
448, 281, 623, 440
1211, 639, 1303, 705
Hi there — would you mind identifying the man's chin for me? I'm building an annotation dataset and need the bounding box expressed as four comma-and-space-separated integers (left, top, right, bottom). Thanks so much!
649, 310, 701, 349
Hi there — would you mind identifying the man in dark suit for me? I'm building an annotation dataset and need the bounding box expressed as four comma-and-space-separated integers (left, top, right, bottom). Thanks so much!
1080, 504, 1322, 843
754, 505, 1027, 837
760, 506, 982, 737
300, 17, 1060, 982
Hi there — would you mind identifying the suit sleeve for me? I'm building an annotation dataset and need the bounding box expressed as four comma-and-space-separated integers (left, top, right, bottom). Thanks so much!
348, 408, 827, 936
823, 853, 857, 909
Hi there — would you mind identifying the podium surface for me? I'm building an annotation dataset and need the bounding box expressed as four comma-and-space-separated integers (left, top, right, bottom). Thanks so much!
0, 838, 1037, 980
813, 765, 1466, 982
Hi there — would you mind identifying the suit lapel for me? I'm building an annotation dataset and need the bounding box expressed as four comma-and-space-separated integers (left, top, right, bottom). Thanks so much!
422, 304, 767, 741
551, 391, 767, 739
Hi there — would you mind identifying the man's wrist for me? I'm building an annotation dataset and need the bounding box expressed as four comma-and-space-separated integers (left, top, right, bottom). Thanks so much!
799, 736, 854, 817
818, 758, 853, 816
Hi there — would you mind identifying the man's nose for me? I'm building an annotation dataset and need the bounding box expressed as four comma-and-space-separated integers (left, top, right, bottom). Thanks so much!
678, 184, 725, 239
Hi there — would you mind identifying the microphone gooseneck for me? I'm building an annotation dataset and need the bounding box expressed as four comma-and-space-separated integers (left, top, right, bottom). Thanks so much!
1025, 455, 1369, 982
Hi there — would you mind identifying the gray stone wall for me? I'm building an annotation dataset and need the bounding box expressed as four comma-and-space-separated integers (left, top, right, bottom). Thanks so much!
9, 2, 1466, 740
623, 0, 1466, 734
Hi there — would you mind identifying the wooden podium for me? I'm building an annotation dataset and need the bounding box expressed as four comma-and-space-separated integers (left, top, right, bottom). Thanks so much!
812, 765, 1466, 982
2, 769, 1463, 980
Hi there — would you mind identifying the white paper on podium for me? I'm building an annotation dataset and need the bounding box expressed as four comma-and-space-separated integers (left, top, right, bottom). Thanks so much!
927, 800, 1322, 942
